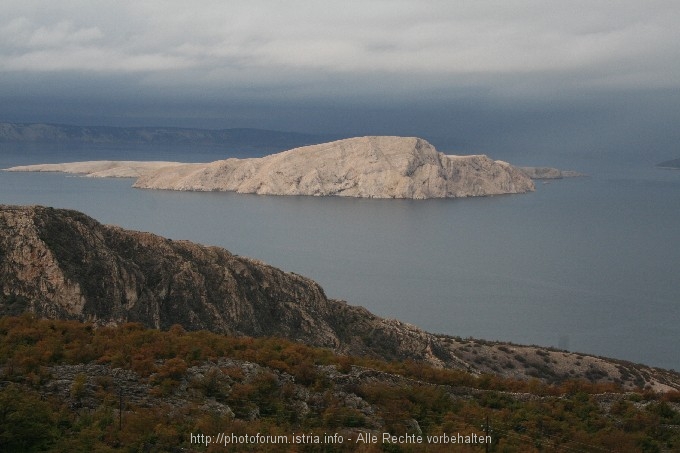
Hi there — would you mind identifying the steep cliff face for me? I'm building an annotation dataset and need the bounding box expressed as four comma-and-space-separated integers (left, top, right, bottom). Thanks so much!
0, 205, 342, 347
2, 205, 679, 390
0, 205, 464, 367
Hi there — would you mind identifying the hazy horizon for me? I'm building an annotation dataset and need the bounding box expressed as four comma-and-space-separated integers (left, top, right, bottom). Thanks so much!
1, 1, 679, 164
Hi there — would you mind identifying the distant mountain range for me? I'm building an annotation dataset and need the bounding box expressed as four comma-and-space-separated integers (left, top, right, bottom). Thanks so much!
0, 122, 332, 154
657, 158, 680, 169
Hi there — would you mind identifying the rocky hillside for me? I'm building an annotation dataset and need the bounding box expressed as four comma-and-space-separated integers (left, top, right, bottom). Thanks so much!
1, 205, 679, 391
4, 316, 679, 452
7, 136, 535, 199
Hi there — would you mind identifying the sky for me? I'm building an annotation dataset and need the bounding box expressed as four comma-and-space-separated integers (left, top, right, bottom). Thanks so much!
1, 0, 680, 159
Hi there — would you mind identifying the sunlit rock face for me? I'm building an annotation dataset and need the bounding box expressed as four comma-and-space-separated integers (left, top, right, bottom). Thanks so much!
131, 136, 535, 199
6, 136, 535, 199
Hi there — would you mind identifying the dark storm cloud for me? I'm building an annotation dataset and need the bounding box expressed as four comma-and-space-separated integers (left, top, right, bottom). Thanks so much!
1, 0, 679, 154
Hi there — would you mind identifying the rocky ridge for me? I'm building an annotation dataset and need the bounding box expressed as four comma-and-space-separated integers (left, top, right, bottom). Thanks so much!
1, 205, 679, 391
7, 136, 535, 199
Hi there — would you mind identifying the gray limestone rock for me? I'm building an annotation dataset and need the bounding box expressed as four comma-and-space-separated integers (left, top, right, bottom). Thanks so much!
133, 136, 535, 198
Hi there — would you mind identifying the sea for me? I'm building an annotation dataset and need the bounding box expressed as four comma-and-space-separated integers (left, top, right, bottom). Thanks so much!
1, 141, 679, 370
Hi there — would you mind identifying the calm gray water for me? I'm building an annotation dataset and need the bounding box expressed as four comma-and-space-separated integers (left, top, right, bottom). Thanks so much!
1, 142, 679, 370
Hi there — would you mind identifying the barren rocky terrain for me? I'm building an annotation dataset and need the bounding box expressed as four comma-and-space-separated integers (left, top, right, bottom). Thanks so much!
7, 136, 535, 199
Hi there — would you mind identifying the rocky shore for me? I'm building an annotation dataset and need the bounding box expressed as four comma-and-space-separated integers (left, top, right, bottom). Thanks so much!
1, 205, 678, 391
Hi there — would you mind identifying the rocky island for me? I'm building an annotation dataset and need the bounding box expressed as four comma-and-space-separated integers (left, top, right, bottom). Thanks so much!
7, 136, 536, 199
2, 205, 679, 392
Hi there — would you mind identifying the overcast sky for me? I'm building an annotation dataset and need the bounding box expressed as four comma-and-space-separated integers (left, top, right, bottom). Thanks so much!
1, 1, 679, 158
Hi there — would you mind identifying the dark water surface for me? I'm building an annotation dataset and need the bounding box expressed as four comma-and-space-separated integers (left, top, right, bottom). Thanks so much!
2, 142, 679, 370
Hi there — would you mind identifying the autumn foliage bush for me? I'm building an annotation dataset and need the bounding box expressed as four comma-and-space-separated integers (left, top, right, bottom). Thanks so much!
1, 314, 679, 452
